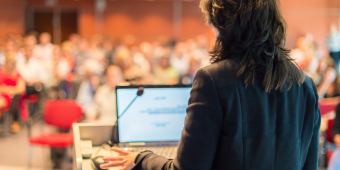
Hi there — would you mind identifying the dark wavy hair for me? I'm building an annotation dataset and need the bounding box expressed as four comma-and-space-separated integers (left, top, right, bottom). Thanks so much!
200, 0, 305, 92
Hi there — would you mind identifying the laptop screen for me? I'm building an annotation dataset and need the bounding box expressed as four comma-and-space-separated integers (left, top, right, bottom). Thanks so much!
116, 85, 192, 143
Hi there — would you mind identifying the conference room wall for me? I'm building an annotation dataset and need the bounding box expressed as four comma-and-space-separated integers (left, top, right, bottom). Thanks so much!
0, 0, 339, 49
0, 0, 25, 43
281, 0, 339, 49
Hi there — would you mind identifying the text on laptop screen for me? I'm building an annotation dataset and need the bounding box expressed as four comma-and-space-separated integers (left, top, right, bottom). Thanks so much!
116, 87, 191, 143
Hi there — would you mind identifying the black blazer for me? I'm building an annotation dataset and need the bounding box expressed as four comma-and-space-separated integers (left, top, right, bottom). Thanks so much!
133, 58, 321, 170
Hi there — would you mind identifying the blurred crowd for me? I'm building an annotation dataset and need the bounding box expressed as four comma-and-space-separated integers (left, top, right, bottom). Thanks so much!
291, 23, 340, 101
1, 23, 340, 134
0, 31, 212, 131
1, 23, 340, 170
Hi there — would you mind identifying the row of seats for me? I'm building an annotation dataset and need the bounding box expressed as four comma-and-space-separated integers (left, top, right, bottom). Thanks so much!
22, 99, 340, 168
28, 100, 83, 167
320, 101, 338, 167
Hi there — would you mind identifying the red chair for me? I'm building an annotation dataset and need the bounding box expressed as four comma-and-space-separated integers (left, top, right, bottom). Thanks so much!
326, 119, 335, 143
319, 102, 337, 116
325, 119, 336, 163
28, 100, 82, 167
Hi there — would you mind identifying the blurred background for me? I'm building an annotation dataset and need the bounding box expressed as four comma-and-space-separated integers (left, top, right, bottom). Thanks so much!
0, 0, 340, 169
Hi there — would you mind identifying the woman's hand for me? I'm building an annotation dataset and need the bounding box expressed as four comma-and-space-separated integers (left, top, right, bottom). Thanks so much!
100, 147, 138, 170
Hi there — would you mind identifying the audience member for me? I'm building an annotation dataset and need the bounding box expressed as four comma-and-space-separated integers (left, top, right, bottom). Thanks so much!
170, 42, 190, 76
33, 32, 54, 61
17, 46, 45, 96
69, 33, 81, 56
115, 47, 143, 81
0, 40, 25, 66
54, 42, 74, 81
154, 53, 179, 85
327, 23, 340, 73
103, 36, 115, 67
0, 52, 26, 133
89, 38, 106, 65
74, 39, 92, 75
71, 59, 102, 113
179, 58, 201, 85
85, 65, 124, 123
133, 43, 151, 74
24, 34, 38, 49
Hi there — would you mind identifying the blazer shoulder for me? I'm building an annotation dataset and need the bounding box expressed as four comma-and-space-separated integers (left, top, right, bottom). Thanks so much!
200, 60, 241, 87
301, 74, 316, 93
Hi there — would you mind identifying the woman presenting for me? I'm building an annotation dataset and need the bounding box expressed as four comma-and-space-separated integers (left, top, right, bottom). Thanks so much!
102, 0, 320, 169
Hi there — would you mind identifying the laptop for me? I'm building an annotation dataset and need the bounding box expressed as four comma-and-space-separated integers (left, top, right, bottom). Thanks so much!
115, 85, 192, 158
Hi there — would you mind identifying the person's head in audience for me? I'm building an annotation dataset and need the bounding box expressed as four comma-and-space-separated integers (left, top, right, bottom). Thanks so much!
140, 42, 152, 55
4, 52, 16, 74
103, 36, 113, 52
23, 46, 33, 61
83, 60, 102, 90
4, 40, 16, 53
186, 39, 197, 51
115, 48, 133, 70
188, 58, 201, 77
106, 65, 123, 89
90, 39, 101, 50
11, 34, 23, 50
196, 34, 209, 49
159, 55, 171, 70
53, 45, 61, 62
79, 39, 89, 52
61, 41, 74, 58
69, 34, 81, 46
24, 35, 37, 48
174, 42, 187, 58
39, 32, 51, 46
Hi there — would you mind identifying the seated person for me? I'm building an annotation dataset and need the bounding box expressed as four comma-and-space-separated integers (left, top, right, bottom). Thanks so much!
74, 39, 92, 75
17, 46, 46, 96
53, 42, 74, 98
33, 32, 54, 61
114, 48, 144, 82
70, 59, 102, 113
0, 40, 25, 66
179, 58, 201, 85
85, 65, 124, 123
170, 42, 190, 76
0, 52, 26, 133
154, 54, 179, 85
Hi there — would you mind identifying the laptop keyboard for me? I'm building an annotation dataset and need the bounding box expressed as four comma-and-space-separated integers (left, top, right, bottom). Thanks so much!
126, 146, 178, 159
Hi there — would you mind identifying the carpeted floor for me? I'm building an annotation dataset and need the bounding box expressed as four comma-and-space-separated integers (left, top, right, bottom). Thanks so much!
0, 121, 72, 170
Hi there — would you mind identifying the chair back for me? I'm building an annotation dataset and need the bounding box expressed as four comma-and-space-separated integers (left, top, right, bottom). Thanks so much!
326, 119, 335, 143
319, 102, 337, 116
44, 100, 82, 130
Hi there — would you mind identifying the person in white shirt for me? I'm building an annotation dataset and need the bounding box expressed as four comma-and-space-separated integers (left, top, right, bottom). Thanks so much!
75, 59, 103, 113
17, 46, 46, 95
0, 40, 25, 66
33, 32, 54, 61
170, 42, 190, 76
85, 65, 124, 123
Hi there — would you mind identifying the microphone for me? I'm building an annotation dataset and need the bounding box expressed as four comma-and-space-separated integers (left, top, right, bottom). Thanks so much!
114, 87, 144, 126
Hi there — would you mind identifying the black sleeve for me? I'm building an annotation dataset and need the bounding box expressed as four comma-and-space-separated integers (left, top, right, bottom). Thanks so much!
302, 78, 321, 170
332, 103, 340, 137
132, 68, 224, 170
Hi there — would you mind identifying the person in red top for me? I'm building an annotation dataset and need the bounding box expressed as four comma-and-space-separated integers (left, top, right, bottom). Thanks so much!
0, 52, 26, 132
